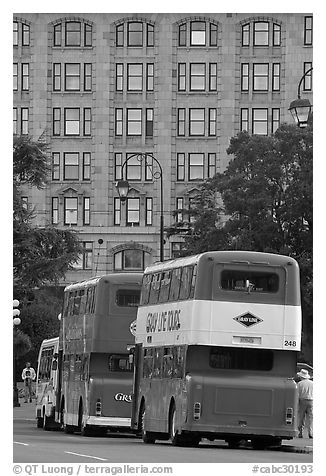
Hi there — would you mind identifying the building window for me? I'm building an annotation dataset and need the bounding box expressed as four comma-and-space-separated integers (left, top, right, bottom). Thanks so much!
64, 152, 79, 180
78, 242, 93, 269
53, 63, 61, 91
126, 154, 141, 181
13, 63, 18, 91
304, 16, 313, 45
83, 197, 90, 225
126, 198, 140, 226
241, 63, 249, 91
189, 153, 204, 181
65, 21, 81, 47
13, 108, 17, 134
13, 21, 18, 46
272, 63, 280, 91
21, 108, 29, 135
116, 63, 123, 91
171, 242, 184, 259
84, 24, 92, 47
209, 63, 217, 91
252, 108, 268, 135
52, 198, 59, 224
83, 108, 92, 136
242, 23, 250, 46
178, 63, 186, 91
208, 109, 216, 136
179, 23, 187, 46
177, 153, 185, 181
145, 155, 153, 181
116, 24, 124, 46
54, 23, 62, 47
189, 108, 205, 136
273, 23, 281, 46
177, 109, 186, 136
65, 63, 80, 91
127, 64, 143, 91
22, 23, 30, 46
253, 64, 269, 91
114, 153, 123, 180
21, 66, 30, 93
53, 108, 61, 136
190, 21, 206, 46
146, 109, 154, 137
146, 198, 153, 225
114, 198, 121, 225
190, 63, 205, 91
127, 109, 142, 135
64, 197, 78, 225
208, 153, 216, 178
303, 62, 312, 91
209, 23, 218, 46
240, 108, 249, 132
84, 64, 92, 91
128, 22, 143, 47
115, 109, 123, 136
83, 153, 91, 180
114, 249, 150, 271
52, 153, 60, 180
272, 108, 280, 133
147, 24, 154, 47
253, 22, 269, 46
146, 63, 154, 91
176, 198, 184, 223
64, 108, 80, 135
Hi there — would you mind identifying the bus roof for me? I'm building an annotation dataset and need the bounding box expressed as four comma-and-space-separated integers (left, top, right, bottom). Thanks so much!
64, 272, 143, 292
144, 251, 298, 274
40, 337, 59, 347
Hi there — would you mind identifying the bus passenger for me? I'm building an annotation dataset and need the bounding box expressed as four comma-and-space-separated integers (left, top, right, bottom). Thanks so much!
297, 369, 313, 439
22, 362, 36, 403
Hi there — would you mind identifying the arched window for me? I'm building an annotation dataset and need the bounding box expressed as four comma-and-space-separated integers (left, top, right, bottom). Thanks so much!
114, 249, 151, 271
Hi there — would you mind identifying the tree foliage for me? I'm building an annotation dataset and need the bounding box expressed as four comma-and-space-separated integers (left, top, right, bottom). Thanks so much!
13, 136, 82, 296
166, 124, 313, 362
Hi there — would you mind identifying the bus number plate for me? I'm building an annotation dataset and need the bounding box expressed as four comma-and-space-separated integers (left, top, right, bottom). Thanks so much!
232, 336, 262, 345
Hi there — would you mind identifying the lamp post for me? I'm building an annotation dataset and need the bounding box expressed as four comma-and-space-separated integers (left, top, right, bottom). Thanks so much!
13, 299, 21, 407
289, 67, 313, 127
116, 153, 164, 262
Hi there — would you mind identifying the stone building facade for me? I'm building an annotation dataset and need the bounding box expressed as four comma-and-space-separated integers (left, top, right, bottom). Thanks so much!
13, 13, 313, 284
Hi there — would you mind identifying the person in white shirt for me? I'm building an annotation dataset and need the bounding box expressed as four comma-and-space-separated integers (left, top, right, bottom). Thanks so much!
297, 368, 313, 438
21, 362, 36, 403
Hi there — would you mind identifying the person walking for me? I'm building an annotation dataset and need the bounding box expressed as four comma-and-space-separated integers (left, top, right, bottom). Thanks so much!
21, 362, 36, 403
297, 368, 313, 438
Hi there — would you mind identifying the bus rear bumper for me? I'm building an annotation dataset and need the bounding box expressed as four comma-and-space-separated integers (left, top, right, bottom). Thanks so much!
86, 416, 131, 427
181, 424, 297, 440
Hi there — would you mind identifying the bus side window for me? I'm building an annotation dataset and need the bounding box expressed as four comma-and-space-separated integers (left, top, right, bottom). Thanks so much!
179, 266, 194, 300
149, 273, 161, 305
158, 271, 171, 303
79, 289, 86, 315
153, 347, 162, 378
140, 274, 152, 305
173, 346, 185, 378
143, 348, 153, 378
162, 347, 173, 378
169, 268, 182, 301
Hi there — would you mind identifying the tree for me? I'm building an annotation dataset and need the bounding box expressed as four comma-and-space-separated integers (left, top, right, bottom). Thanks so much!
167, 124, 313, 362
13, 136, 82, 297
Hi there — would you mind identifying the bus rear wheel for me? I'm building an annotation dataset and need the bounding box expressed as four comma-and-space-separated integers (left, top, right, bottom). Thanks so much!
169, 404, 186, 446
140, 405, 156, 444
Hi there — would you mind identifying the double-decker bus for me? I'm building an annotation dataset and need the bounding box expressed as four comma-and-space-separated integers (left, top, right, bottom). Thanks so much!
36, 337, 59, 429
131, 251, 301, 449
55, 273, 142, 435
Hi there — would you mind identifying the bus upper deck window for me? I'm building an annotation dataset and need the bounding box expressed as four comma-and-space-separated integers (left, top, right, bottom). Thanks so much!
221, 270, 279, 293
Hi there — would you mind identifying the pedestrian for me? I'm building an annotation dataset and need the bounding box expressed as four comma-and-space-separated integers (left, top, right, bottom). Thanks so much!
21, 362, 36, 403
297, 368, 313, 438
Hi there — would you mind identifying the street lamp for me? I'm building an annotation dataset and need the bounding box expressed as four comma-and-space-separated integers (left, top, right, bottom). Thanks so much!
13, 299, 21, 407
116, 153, 164, 262
289, 67, 313, 127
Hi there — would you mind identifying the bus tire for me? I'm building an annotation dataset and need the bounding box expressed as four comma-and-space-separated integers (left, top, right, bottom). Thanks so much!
36, 417, 43, 429
140, 405, 156, 444
64, 424, 75, 434
169, 403, 185, 446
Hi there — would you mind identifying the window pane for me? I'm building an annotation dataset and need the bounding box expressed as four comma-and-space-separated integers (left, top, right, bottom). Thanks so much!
128, 64, 143, 91
189, 153, 204, 180
65, 21, 81, 46
189, 109, 205, 135
123, 250, 143, 270
254, 22, 269, 46
127, 109, 142, 135
191, 21, 206, 45
128, 22, 143, 46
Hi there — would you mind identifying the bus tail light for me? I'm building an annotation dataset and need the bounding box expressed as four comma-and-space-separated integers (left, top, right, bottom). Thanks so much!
193, 402, 201, 420
96, 399, 102, 417
285, 407, 294, 425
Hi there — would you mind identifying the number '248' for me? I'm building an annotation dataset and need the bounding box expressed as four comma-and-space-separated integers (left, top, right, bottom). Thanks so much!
284, 340, 297, 347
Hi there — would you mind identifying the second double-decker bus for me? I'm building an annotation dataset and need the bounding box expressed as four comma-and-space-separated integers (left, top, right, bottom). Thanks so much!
131, 251, 301, 449
55, 273, 142, 435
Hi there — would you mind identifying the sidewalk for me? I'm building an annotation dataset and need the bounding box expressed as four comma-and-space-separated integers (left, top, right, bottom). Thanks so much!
13, 401, 312, 454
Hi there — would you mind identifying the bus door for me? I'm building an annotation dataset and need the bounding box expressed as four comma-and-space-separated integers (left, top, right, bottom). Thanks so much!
131, 343, 142, 431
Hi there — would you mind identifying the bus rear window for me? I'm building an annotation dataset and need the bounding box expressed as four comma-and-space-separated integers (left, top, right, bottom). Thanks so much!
221, 270, 279, 293
116, 289, 140, 307
210, 347, 273, 371
108, 354, 133, 372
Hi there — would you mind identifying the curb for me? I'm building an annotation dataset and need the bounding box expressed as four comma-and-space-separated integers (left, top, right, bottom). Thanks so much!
277, 445, 313, 454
